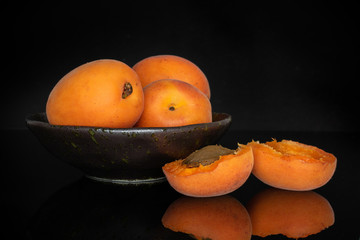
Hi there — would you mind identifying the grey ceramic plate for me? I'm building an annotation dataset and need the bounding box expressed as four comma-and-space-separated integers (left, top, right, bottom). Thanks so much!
26, 112, 231, 184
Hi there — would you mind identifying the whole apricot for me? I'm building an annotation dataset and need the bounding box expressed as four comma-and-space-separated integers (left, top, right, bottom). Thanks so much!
133, 55, 211, 98
248, 139, 337, 191
162, 144, 254, 197
135, 79, 212, 128
46, 59, 144, 128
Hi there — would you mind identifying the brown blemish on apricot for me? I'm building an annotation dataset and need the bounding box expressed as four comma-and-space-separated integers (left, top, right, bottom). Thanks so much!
182, 145, 234, 168
122, 82, 133, 99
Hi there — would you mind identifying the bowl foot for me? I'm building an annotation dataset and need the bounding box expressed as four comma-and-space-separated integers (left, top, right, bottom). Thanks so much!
86, 175, 166, 185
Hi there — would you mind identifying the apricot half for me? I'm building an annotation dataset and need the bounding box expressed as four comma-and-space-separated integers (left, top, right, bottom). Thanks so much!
247, 188, 335, 239
248, 139, 337, 191
133, 54, 211, 98
162, 195, 252, 240
162, 144, 254, 197
135, 79, 212, 128
46, 59, 144, 128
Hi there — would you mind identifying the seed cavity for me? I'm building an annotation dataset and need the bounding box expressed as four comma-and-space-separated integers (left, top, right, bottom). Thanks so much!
182, 145, 235, 168
122, 82, 133, 99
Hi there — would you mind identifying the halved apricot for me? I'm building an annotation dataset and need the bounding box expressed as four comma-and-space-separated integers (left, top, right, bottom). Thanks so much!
248, 139, 337, 191
162, 195, 252, 240
162, 144, 254, 197
247, 188, 335, 239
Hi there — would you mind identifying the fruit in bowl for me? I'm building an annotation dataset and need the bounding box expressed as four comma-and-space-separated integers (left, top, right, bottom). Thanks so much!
27, 55, 233, 183
46, 59, 144, 128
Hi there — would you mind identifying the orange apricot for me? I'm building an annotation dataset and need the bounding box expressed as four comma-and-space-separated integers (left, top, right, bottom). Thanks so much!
247, 188, 335, 239
162, 195, 252, 240
46, 59, 144, 128
133, 54, 211, 98
248, 139, 337, 191
162, 144, 254, 197
135, 79, 212, 128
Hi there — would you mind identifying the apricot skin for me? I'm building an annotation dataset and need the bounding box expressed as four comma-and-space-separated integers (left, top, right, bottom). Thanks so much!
162, 195, 252, 240
133, 55, 211, 98
135, 79, 212, 128
248, 140, 337, 191
162, 145, 254, 197
46, 59, 144, 128
247, 188, 335, 238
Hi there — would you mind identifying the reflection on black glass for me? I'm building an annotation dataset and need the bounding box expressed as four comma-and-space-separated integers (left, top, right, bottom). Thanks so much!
27, 177, 177, 239
246, 188, 335, 239
162, 195, 252, 240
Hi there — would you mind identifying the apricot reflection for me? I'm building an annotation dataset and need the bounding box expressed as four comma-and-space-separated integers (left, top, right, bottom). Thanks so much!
246, 188, 335, 239
162, 195, 252, 240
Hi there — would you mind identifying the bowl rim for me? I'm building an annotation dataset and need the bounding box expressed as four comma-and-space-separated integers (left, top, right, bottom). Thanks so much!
25, 112, 232, 133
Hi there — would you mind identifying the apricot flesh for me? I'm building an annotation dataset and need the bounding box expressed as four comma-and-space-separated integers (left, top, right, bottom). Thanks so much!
248, 139, 337, 191
162, 144, 254, 197
247, 188, 335, 238
46, 59, 144, 128
162, 195, 252, 240
135, 79, 212, 128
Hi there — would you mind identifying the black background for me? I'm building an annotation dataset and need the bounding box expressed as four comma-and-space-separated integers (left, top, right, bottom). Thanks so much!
5, 1, 359, 132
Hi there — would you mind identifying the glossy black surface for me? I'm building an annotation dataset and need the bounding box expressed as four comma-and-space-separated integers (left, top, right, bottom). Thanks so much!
25, 112, 231, 182
3, 129, 359, 239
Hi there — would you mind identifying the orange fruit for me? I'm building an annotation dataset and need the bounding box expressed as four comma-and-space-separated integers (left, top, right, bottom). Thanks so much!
248, 139, 337, 191
46, 59, 144, 128
162, 144, 254, 197
133, 55, 211, 98
135, 79, 212, 128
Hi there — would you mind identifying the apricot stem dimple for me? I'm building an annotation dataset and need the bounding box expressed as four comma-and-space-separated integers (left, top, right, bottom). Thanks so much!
169, 106, 175, 111
122, 82, 133, 99
183, 145, 235, 168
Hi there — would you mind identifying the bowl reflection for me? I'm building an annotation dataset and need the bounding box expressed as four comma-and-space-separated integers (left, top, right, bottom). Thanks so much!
162, 195, 252, 240
25, 112, 231, 183
27, 177, 183, 239
246, 188, 335, 239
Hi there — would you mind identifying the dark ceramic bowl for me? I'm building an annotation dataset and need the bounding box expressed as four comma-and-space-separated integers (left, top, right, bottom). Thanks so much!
26, 112, 231, 184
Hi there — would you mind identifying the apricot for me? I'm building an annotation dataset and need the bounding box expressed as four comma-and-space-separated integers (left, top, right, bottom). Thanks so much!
135, 79, 212, 128
247, 188, 335, 238
133, 54, 211, 98
46, 59, 144, 128
162, 195, 252, 240
248, 139, 337, 191
162, 144, 254, 197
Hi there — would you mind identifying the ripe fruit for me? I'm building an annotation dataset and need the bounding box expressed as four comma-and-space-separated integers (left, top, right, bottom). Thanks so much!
46, 59, 144, 128
247, 188, 335, 238
133, 55, 211, 98
135, 79, 212, 128
162, 144, 254, 197
248, 139, 337, 191
162, 195, 252, 240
